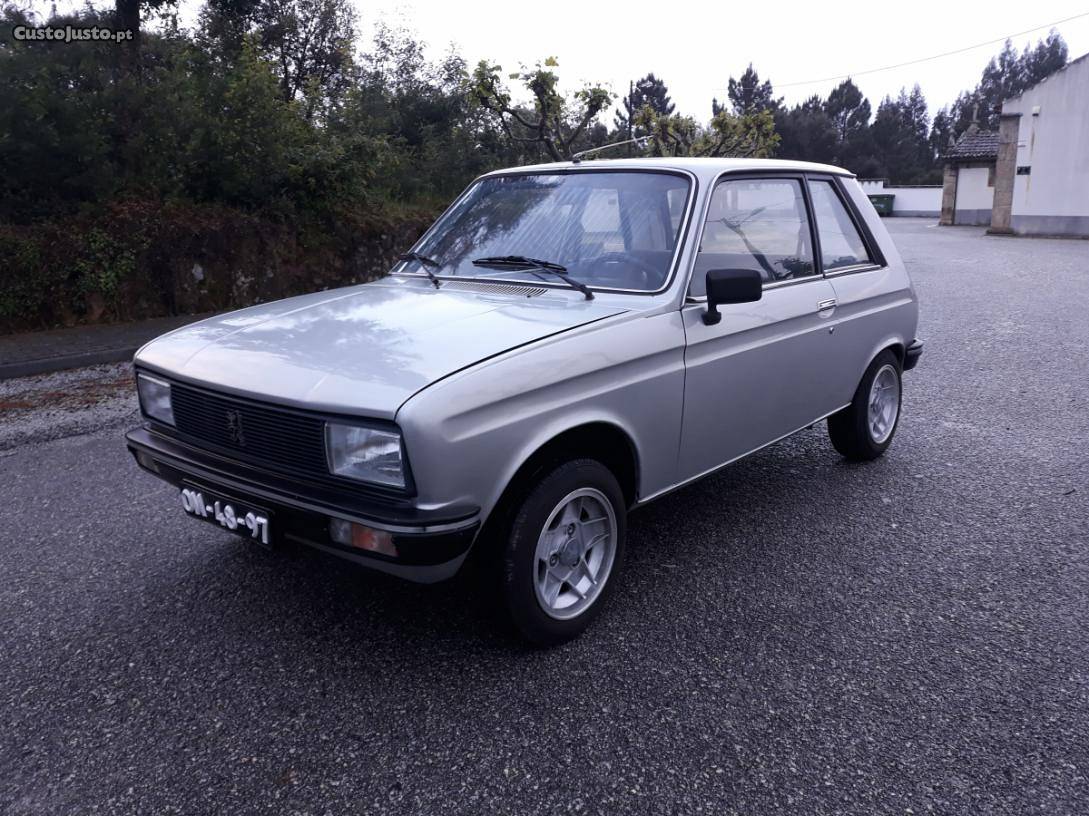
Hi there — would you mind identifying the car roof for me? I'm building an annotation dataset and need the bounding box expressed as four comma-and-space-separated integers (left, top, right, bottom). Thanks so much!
481, 156, 854, 183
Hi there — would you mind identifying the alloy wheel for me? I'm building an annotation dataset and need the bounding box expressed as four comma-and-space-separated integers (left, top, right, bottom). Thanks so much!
533, 488, 617, 620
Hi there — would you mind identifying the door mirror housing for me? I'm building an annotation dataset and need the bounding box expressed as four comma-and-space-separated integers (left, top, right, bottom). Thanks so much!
703, 268, 763, 325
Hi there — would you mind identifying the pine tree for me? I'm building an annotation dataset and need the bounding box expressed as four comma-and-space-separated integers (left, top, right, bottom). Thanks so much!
1022, 30, 1068, 87
774, 95, 837, 163
928, 106, 954, 161
949, 32, 1068, 133
870, 85, 934, 184
614, 73, 675, 135
715, 64, 778, 116
823, 78, 872, 165
977, 39, 1024, 126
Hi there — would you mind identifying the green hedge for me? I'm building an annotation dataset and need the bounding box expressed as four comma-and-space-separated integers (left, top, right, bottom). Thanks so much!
0, 198, 438, 334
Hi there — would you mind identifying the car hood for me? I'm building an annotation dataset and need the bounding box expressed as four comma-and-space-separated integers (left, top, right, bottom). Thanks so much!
135, 278, 629, 418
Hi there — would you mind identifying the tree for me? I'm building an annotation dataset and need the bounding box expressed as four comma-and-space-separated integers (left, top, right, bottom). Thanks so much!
200, 0, 356, 118
774, 96, 837, 163
977, 39, 1024, 127
614, 73, 674, 136
470, 57, 613, 161
928, 106, 954, 162
634, 106, 779, 159
715, 63, 778, 116
947, 32, 1068, 134
870, 85, 934, 184
346, 25, 499, 198
823, 78, 871, 162
197, 0, 260, 59
114, 0, 177, 71
1022, 30, 1067, 87
0, 4, 124, 220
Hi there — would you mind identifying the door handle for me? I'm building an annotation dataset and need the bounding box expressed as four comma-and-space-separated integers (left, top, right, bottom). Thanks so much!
817, 298, 837, 312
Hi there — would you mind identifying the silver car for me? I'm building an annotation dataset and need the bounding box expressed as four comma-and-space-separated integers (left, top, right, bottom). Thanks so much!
127, 158, 922, 644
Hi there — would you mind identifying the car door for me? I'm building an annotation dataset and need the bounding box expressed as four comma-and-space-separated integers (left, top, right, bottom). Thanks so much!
805, 175, 910, 406
678, 175, 842, 481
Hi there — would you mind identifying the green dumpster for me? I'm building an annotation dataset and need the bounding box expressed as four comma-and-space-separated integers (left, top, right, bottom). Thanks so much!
868, 194, 895, 216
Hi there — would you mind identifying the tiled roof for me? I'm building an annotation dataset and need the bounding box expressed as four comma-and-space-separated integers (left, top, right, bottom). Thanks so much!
944, 130, 999, 162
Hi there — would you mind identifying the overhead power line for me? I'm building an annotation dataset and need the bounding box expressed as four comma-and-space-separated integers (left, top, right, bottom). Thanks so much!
720, 10, 1089, 90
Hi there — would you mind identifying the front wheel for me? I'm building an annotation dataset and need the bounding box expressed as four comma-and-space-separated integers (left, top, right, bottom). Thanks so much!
828, 350, 903, 461
501, 459, 626, 646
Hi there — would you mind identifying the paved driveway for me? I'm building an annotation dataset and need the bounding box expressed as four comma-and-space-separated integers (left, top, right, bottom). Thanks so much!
2, 220, 1087, 814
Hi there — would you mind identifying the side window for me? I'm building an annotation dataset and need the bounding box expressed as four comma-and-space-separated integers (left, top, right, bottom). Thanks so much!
808, 180, 874, 271
691, 178, 815, 297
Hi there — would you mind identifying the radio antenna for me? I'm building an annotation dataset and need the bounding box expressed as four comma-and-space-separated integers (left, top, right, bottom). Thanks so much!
571, 135, 650, 163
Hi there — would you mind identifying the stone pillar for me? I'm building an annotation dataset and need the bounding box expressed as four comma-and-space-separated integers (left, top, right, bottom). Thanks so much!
988, 113, 1021, 235
939, 163, 958, 225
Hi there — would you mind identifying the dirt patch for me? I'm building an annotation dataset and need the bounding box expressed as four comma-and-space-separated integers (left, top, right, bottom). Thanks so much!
0, 371, 134, 415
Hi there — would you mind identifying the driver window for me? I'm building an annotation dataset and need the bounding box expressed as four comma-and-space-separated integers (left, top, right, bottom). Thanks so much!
690, 178, 815, 298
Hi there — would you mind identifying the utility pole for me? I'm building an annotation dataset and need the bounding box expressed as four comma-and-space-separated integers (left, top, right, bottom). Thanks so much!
627, 80, 634, 157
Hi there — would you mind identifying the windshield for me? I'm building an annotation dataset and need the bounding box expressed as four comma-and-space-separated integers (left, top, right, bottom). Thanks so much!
398, 171, 691, 292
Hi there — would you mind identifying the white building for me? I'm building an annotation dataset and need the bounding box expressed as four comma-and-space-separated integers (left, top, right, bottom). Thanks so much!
940, 52, 1089, 237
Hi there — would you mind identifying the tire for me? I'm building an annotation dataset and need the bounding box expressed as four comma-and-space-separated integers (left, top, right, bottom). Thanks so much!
828, 350, 903, 461
500, 459, 626, 646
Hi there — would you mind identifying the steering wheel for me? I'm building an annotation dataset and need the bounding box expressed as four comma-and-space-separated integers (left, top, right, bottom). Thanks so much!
593, 252, 657, 289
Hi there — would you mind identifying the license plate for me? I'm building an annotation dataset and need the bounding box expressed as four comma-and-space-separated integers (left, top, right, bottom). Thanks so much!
180, 486, 271, 546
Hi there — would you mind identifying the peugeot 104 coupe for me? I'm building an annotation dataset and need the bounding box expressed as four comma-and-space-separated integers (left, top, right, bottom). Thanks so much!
127, 158, 922, 644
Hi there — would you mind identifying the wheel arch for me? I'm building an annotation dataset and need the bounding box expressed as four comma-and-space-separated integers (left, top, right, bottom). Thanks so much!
867, 337, 907, 372
471, 421, 640, 563
505, 421, 639, 509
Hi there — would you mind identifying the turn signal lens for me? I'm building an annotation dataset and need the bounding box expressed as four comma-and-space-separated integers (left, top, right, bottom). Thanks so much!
135, 450, 160, 474
328, 518, 398, 558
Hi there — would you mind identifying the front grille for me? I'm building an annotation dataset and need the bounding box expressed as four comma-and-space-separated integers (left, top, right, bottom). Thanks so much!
170, 383, 332, 483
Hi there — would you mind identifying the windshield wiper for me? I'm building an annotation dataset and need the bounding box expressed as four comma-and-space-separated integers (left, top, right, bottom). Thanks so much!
472, 255, 594, 300
398, 252, 442, 288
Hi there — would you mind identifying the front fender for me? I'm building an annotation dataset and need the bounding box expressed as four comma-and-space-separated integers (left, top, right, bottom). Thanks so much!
396, 308, 688, 523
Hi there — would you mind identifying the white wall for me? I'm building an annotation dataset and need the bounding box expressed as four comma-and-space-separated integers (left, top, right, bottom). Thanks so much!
858, 180, 942, 216
953, 166, 994, 225
1002, 53, 1089, 235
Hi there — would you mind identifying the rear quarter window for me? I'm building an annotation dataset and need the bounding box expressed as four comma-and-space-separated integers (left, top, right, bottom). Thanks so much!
808, 180, 874, 271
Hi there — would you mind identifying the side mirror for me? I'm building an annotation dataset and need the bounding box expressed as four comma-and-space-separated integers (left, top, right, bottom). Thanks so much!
703, 268, 763, 325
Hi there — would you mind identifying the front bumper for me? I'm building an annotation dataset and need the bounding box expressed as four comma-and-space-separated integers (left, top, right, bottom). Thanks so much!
126, 427, 480, 583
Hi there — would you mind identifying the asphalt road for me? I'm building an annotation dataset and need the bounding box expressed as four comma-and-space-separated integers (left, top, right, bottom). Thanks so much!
2, 220, 1087, 815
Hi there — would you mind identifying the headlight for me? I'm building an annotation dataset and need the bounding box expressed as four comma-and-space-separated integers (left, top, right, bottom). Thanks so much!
325, 422, 406, 488
137, 374, 174, 426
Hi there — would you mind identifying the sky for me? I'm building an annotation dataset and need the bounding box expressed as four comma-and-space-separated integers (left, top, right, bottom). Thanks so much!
347, 0, 1089, 116
41, 0, 1089, 122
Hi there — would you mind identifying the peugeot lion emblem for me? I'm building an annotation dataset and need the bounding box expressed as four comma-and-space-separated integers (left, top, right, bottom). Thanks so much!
225, 409, 246, 447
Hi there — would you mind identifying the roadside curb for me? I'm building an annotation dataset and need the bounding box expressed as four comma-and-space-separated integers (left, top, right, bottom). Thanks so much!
0, 312, 215, 381
0, 347, 139, 380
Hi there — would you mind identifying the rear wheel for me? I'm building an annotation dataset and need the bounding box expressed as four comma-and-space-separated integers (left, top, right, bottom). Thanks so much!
500, 459, 625, 646
828, 350, 902, 461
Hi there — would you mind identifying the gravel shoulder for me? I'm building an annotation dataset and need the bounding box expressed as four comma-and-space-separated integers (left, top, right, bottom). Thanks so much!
0, 363, 138, 452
